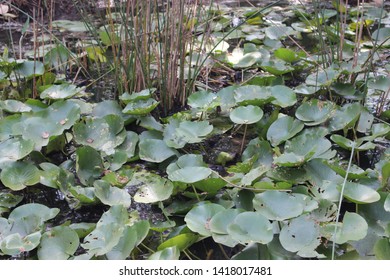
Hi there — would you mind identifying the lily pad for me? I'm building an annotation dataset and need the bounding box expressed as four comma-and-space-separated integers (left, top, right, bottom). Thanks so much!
1, 232, 42, 256
106, 221, 149, 260
234, 85, 274, 106
8, 203, 59, 236
73, 114, 126, 155
76, 146, 104, 186
129, 171, 174, 203
149, 246, 180, 260
0, 137, 34, 167
329, 102, 361, 131
253, 191, 307, 221
94, 180, 131, 207
81, 205, 129, 256
270, 85, 297, 108
209, 208, 245, 235
120, 88, 155, 103
279, 214, 322, 258
0, 100, 31, 113
340, 182, 381, 204
139, 138, 177, 163
306, 67, 339, 87
227, 212, 273, 245
167, 154, 212, 183
157, 233, 198, 251
122, 98, 159, 115
0, 161, 40, 191
37, 226, 80, 260
266, 116, 304, 146
229, 105, 263, 124
184, 203, 225, 236
295, 99, 336, 125
40, 84, 79, 100
323, 212, 368, 244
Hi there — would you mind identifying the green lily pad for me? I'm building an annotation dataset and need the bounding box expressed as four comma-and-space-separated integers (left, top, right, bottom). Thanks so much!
1, 232, 42, 256
0, 137, 34, 167
15, 60, 45, 78
265, 25, 294, 40
323, 212, 368, 244
230, 105, 264, 124
94, 180, 131, 207
227, 212, 273, 245
0, 193, 23, 208
371, 27, 390, 47
37, 226, 80, 260
40, 84, 79, 100
184, 203, 225, 236
149, 246, 180, 260
73, 114, 126, 155
187, 90, 219, 109
120, 88, 155, 103
385, 194, 390, 212
129, 171, 174, 203
306, 67, 339, 86
267, 116, 304, 147
374, 238, 390, 260
0, 161, 40, 191
330, 134, 375, 152
0, 100, 31, 113
270, 85, 297, 108
39, 162, 61, 188
167, 154, 212, 183
81, 205, 129, 256
329, 102, 362, 131
157, 233, 198, 251
261, 59, 295, 75
122, 98, 159, 115
8, 203, 59, 236
233, 85, 275, 106
253, 191, 308, 221
340, 182, 381, 204
106, 221, 149, 260
295, 99, 336, 125
209, 208, 245, 235
52, 20, 89, 32
69, 223, 96, 239
326, 160, 368, 180
76, 146, 104, 186
164, 119, 213, 149
274, 47, 302, 63
139, 138, 177, 163
279, 214, 322, 258
69, 186, 97, 204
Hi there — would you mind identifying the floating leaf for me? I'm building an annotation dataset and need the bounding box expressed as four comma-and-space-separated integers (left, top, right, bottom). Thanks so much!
167, 154, 212, 183
295, 99, 336, 125
52, 20, 89, 32
329, 102, 361, 131
130, 171, 174, 203
149, 246, 180, 260
106, 221, 149, 260
270, 85, 297, 108
8, 203, 59, 236
229, 105, 263, 124
279, 214, 322, 258
227, 212, 273, 245
340, 182, 381, 204
82, 205, 129, 256
253, 191, 306, 221
0, 100, 31, 113
74, 114, 126, 155
37, 226, 80, 260
157, 233, 198, 251
306, 67, 339, 86
0, 137, 34, 167
0, 161, 40, 191
139, 139, 177, 163
1, 232, 41, 256
323, 212, 368, 244
120, 88, 155, 103
209, 208, 245, 235
76, 146, 104, 186
94, 180, 131, 207
266, 116, 304, 146
233, 85, 274, 106
184, 203, 225, 236
374, 238, 390, 260
122, 98, 159, 115
40, 84, 79, 100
